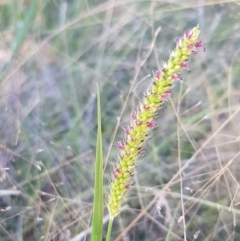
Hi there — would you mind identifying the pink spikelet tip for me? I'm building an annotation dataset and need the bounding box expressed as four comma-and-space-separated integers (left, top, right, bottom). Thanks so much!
123, 126, 131, 135
113, 168, 121, 178
195, 40, 204, 48
174, 37, 182, 44
180, 62, 189, 69
155, 70, 161, 79
161, 90, 171, 100
131, 112, 137, 120
146, 121, 155, 129
172, 73, 182, 81
118, 141, 125, 150
187, 44, 194, 50
125, 184, 131, 189
184, 30, 193, 39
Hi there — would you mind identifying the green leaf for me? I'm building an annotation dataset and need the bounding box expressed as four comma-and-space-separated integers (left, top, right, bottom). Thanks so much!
11, 0, 38, 56
91, 84, 104, 241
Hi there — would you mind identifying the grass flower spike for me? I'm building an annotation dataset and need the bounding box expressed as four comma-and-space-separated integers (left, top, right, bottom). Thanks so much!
107, 26, 203, 218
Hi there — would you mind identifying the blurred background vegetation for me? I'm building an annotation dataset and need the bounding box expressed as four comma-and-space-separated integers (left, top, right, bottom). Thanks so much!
0, 0, 240, 240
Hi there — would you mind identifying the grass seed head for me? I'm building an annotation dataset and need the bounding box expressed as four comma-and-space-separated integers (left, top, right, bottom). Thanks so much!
107, 25, 203, 218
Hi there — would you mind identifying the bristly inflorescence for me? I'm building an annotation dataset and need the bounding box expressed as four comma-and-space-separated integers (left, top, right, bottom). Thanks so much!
107, 25, 204, 218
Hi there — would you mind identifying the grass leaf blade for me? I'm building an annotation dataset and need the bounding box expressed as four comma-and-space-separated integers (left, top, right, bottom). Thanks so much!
91, 84, 103, 241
